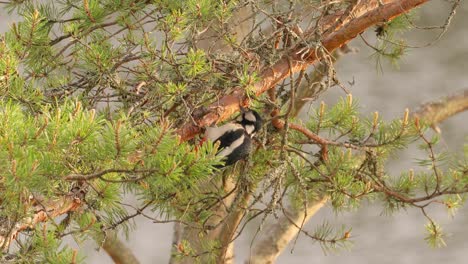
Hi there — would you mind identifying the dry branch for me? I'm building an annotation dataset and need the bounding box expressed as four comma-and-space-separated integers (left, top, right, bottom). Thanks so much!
414, 89, 468, 128
0, 194, 82, 249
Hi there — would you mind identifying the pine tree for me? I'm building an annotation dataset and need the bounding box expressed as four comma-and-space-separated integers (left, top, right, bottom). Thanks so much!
0, 0, 466, 263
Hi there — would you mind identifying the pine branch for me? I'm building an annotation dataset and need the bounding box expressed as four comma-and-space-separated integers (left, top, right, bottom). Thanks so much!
245, 89, 468, 263
178, 0, 429, 141
272, 117, 330, 161
64, 169, 158, 181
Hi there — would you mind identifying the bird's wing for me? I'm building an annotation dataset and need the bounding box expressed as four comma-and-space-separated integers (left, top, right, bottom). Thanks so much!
205, 123, 243, 142
215, 129, 245, 157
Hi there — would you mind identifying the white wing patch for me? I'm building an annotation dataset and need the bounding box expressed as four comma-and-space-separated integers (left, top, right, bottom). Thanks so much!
205, 123, 243, 141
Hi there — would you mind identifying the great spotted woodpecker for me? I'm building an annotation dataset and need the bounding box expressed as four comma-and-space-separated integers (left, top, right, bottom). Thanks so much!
204, 109, 263, 167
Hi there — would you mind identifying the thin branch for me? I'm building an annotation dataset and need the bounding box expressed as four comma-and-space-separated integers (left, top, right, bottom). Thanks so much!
64, 169, 158, 181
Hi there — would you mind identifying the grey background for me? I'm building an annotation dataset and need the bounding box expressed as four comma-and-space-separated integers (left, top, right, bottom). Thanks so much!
1, 1, 467, 263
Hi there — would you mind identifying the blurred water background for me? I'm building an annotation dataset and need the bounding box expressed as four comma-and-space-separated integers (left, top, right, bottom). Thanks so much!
1, 1, 467, 263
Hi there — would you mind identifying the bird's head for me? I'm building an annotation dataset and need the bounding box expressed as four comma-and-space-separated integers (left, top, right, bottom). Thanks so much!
236, 109, 263, 136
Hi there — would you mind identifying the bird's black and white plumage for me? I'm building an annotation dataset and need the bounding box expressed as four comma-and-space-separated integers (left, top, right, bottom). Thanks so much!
205, 109, 262, 167
235, 110, 263, 136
